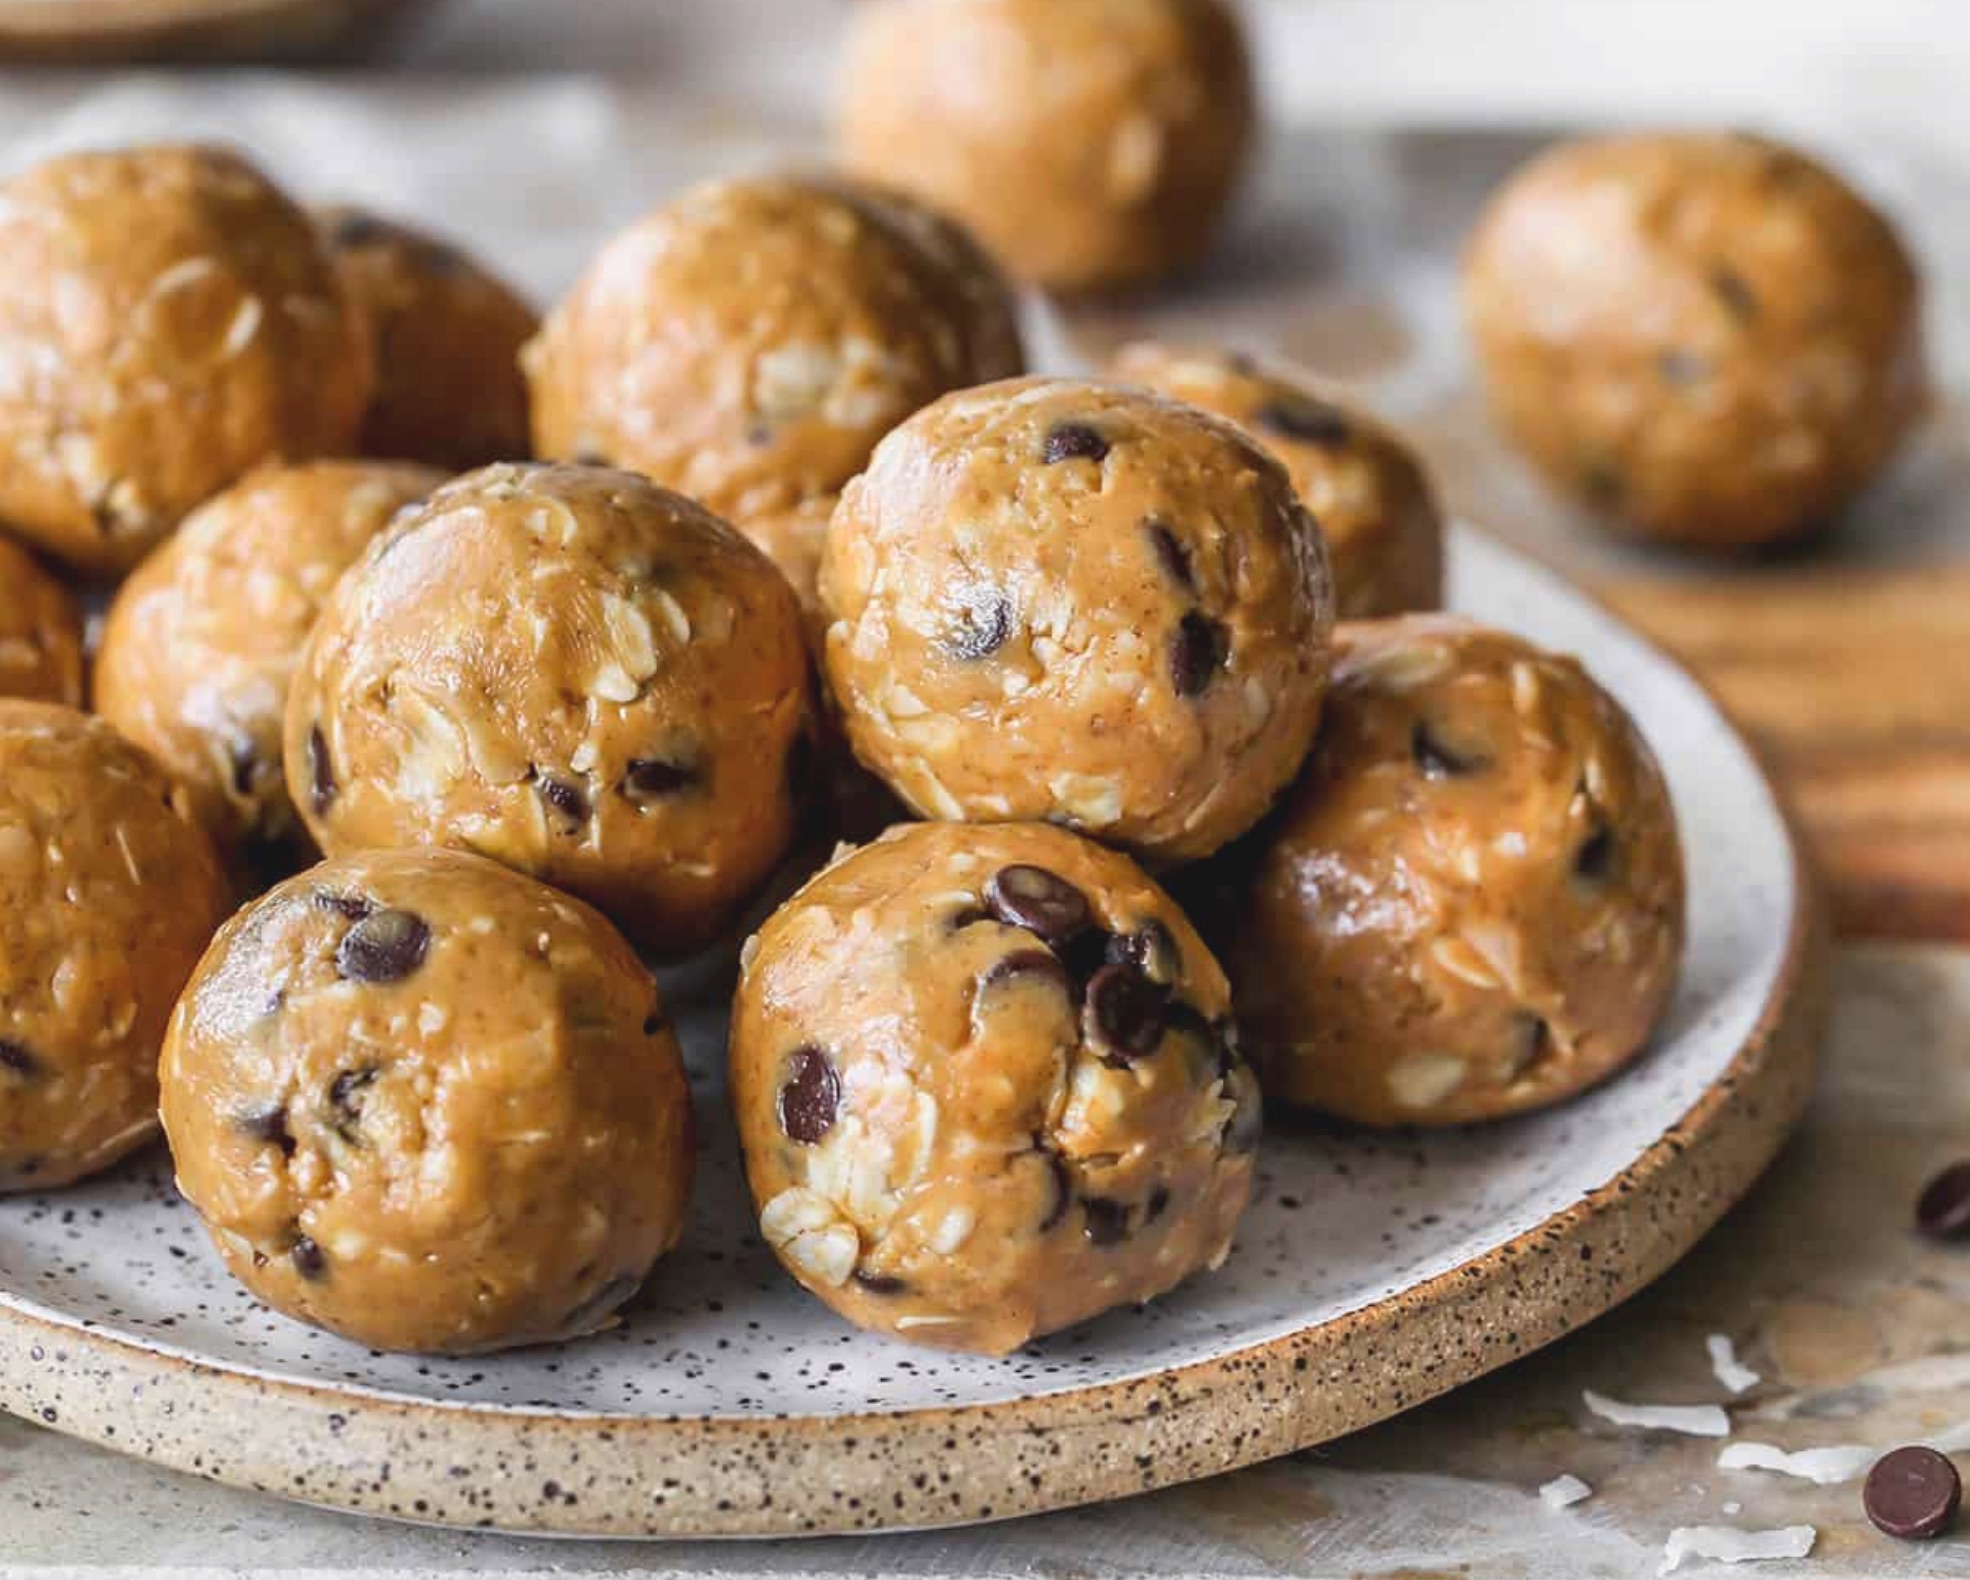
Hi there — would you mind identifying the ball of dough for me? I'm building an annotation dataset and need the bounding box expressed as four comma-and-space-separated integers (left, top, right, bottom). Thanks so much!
160, 848, 693, 1354
1464, 132, 1926, 550
838, 0, 1255, 293
821, 377, 1335, 864
0, 701, 229, 1191
523, 173, 1026, 543
1230, 618, 1686, 1127
318, 205, 539, 471
0, 538, 84, 706
284, 462, 814, 958
95, 460, 442, 872
731, 821, 1260, 1354
0, 145, 373, 577
1111, 343, 1445, 618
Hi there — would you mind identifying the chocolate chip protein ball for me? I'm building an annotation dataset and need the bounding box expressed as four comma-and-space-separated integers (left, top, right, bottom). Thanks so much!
95, 461, 442, 873
731, 821, 1259, 1354
1465, 132, 1926, 550
821, 378, 1335, 864
1230, 618, 1686, 1127
0, 145, 373, 578
0, 538, 85, 706
318, 205, 539, 471
839, 0, 1255, 293
1111, 343, 1445, 619
160, 849, 693, 1354
523, 173, 1026, 576
285, 462, 813, 957
0, 702, 229, 1191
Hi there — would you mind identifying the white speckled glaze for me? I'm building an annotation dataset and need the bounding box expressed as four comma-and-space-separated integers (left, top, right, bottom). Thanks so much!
0, 525, 1822, 1536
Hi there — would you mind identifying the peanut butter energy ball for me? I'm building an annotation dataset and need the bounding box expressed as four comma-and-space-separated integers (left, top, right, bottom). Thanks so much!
839, 0, 1255, 293
821, 378, 1335, 864
1465, 131, 1926, 550
95, 460, 442, 871
160, 849, 694, 1354
0, 538, 84, 706
0, 145, 373, 577
731, 821, 1260, 1354
318, 205, 539, 471
0, 702, 229, 1191
1231, 618, 1686, 1127
285, 463, 814, 958
523, 172, 1026, 588
1112, 344, 1445, 618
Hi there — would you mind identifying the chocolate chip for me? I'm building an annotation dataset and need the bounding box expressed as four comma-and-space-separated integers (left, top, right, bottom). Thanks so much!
1864, 1446, 1961, 1540
1037, 1148, 1073, 1232
777, 1045, 840, 1145
1171, 612, 1229, 697
1042, 422, 1109, 465
621, 756, 699, 802
1146, 1185, 1171, 1221
236, 1104, 296, 1157
984, 865, 1091, 945
1084, 964, 1169, 1062
305, 725, 337, 815
290, 1237, 327, 1280
1412, 720, 1487, 778
643, 1010, 670, 1037
946, 589, 1013, 660
1657, 347, 1710, 385
1145, 521, 1194, 589
227, 733, 263, 797
1106, 921, 1180, 986
1916, 1162, 1970, 1241
1709, 264, 1760, 323
0, 1039, 42, 1081
982, 949, 1074, 996
325, 1067, 380, 1142
1575, 823, 1616, 883
1083, 1198, 1131, 1246
335, 909, 431, 984
327, 211, 392, 249
313, 890, 374, 921
1253, 395, 1351, 446
535, 772, 590, 830
851, 1270, 909, 1296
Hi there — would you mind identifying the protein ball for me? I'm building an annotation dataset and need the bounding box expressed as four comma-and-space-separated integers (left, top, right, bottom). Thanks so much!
0, 538, 85, 706
318, 205, 539, 471
0, 144, 373, 578
0, 701, 230, 1191
160, 849, 694, 1354
730, 821, 1260, 1354
820, 377, 1335, 864
838, 0, 1255, 293
1465, 131, 1926, 550
95, 460, 442, 871
523, 173, 1026, 566
284, 462, 814, 958
1232, 617, 1686, 1127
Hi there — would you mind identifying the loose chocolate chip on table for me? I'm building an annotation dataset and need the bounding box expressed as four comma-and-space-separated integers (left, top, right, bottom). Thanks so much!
946, 589, 1013, 661
1085, 963, 1169, 1061
1915, 1161, 1970, 1241
305, 725, 337, 815
313, 890, 374, 921
1708, 264, 1761, 323
236, 1104, 296, 1156
1107, 921, 1181, 985
1864, 1445, 1961, 1540
535, 773, 590, 829
0, 1039, 42, 1080
982, 949, 1074, 996
777, 1045, 840, 1145
1253, 395, 1351, 446
1171, 612, 1229, 697
984, 865, 1092, 945
1145, 521, 1194, 589
290, 1236, 328, 1280
851, 1270, 909, 1296
1083, 1198, 1132, 1247
335, 908, 432, 984
1411, 720, 1487, 779
1575, 822, 1616, 883
1042, 422, 1110, 465
621, 756, 699, 802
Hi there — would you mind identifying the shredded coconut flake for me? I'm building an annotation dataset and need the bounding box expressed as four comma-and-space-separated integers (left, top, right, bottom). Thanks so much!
1708, 1334, 1762, 1394
1583, 1389, 1731, 1438
1718, 1440, 1876, 1486
1659, 1525, 1815, 1574
1539, 1473, 1592, 1510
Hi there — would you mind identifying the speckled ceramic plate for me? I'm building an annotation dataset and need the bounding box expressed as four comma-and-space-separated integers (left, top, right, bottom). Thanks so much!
0, 525, 1825, 1538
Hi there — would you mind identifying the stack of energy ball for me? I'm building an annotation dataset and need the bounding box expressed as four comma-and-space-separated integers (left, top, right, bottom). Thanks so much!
0, 0, 1924, 1362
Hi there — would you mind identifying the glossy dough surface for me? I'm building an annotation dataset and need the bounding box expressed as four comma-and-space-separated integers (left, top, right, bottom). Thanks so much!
730, 821, 1260, 1354
160, 849, 693, 1355
1232, 618, 1686, 1126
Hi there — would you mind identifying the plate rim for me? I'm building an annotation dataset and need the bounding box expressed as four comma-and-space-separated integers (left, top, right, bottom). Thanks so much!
0, 526, 1830, 1538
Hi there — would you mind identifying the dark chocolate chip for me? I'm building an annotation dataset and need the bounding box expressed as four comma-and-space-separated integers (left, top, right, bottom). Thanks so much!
1657, 347, 1711, 385
1916, 1161, 1970, 1241
1042, 422, 1109, 465
228, 733, 263, 797
982, 949, 1074, 996
984, 865, 1091, 945
1083, 1198, 1131, 1247
1411, 720, 1487, 779
851, 1270, 909, 1296
621, 756, 699, 802
236, 1104, 296, 1157
290, 1237, 327, 1280
1145, 521, 1194, 589
0, 1039, 42, 1081
1106, 920, 1180, 986
1575, 823, 1616, 883
335, 909, 431, 984
1253, 395, 1351, 446
305, 726, 337, 815
327, 210, 393, 249
313, 890, 375, 921
643, 1010, 670, 1037
1085, 964, 1169, 1061
777, 1045, 840, 1146
535, 772, 590, 830
946, 589, 1013, 661
1170, 612, 1229, 697
1037, 1148, 1073, 1232
1864, 1445, 1960, 1541
325, 1067, 380, 1142
1146, 1185, 1171, 1221
1709, 264, 1760, 323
